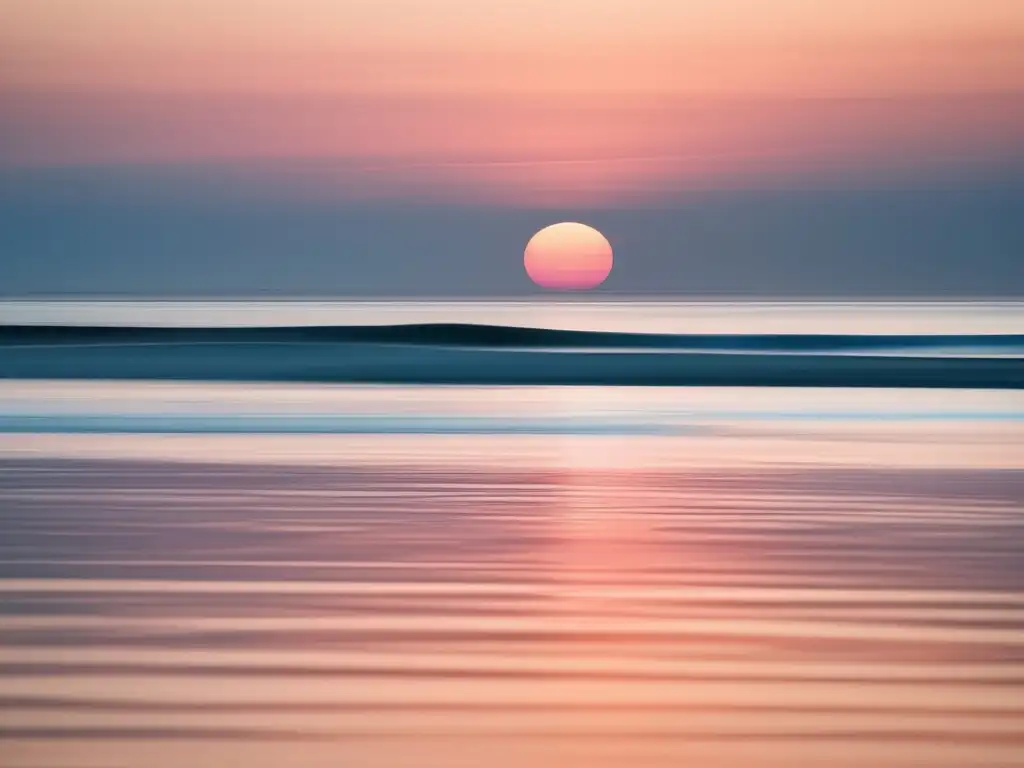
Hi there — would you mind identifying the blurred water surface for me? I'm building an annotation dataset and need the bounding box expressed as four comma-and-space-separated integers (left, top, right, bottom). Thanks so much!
3, 298, 1024, 334
0, 301, 1022, 767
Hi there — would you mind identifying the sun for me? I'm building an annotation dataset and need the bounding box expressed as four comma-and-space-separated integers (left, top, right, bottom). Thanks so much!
524, 222, 613, 290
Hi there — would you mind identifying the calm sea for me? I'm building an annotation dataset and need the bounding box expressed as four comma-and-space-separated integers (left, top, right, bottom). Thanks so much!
1, 301, 1022, 768
3, 298, 1024, 334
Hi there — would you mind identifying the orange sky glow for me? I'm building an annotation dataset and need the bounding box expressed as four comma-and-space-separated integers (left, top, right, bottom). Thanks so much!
2, 0, 1022, 204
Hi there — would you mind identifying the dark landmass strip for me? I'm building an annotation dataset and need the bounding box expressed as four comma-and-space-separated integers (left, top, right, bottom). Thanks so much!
2, 323, 1023, 351
1, 324, 1022, 388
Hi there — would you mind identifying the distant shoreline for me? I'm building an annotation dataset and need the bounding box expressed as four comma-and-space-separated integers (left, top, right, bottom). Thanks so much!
3, 323, 1023, 351
1, 324, 1021, 389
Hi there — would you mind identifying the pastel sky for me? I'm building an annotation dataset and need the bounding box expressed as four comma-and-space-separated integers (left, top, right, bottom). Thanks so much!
1, 0, 1022, 295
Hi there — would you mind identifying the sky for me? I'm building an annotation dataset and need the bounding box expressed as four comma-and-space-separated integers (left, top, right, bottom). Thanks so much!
1, 0, 1022, 297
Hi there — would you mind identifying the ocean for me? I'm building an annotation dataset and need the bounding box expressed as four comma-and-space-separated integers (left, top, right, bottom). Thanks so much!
4, 298, 1024, 333
0, 300, 1022, 768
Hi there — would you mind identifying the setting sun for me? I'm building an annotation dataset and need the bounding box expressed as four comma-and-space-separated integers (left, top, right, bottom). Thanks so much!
524, 222, 614, 290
